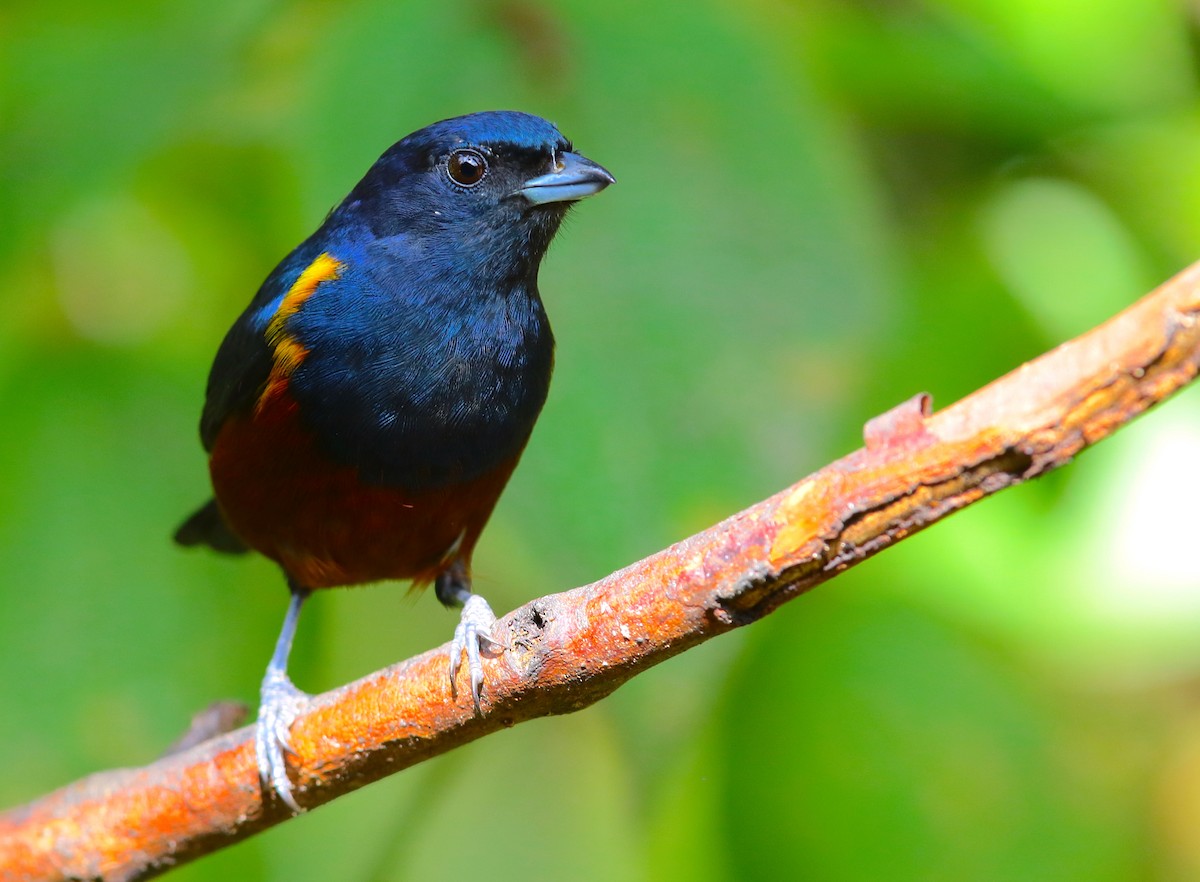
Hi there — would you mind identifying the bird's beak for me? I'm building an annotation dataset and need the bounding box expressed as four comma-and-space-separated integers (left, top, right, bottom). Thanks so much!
517, 152, 615, 206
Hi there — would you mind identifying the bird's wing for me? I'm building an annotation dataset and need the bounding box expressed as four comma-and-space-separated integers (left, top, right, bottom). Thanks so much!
198, 242, 327, 451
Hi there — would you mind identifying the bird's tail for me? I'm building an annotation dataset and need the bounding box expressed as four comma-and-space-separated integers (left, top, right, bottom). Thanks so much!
174, 499, 250, 554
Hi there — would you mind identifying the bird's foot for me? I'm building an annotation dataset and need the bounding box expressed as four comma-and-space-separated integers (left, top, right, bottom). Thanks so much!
449, 593, 503, 710
255, 667, 309, 814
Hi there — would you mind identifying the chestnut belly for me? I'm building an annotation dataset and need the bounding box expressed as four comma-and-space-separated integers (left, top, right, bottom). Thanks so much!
208, 389, 518, 589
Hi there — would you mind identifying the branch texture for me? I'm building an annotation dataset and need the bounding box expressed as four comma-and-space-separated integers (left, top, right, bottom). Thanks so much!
3, 262, 1199, 881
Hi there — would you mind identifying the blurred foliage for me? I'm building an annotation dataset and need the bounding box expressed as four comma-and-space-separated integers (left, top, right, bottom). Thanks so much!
2, 0, 1200, 879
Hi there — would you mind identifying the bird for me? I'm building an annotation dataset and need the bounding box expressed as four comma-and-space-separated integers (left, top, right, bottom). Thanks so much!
174, 110, 613, 812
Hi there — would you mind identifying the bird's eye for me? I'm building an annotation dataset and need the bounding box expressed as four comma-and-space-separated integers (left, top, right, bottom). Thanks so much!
447, 149, 488, 187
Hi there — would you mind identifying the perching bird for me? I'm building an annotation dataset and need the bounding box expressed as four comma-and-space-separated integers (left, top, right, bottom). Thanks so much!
175, 111, 613, 812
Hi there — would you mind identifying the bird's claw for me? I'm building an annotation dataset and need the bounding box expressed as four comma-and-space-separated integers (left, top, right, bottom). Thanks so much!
255, 667, 309, 814
449, 593, 502, 710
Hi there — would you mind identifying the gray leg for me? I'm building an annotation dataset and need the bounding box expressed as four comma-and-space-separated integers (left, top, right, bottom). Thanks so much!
255, 583, 310, 813
436, 561, 500, 710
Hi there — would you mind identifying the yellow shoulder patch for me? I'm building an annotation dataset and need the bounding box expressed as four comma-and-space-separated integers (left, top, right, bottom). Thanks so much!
265, 252, 343, 345
257, 252, 344, 412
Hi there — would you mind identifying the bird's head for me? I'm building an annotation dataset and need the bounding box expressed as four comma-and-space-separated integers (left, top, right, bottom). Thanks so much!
338, 111, 614, 281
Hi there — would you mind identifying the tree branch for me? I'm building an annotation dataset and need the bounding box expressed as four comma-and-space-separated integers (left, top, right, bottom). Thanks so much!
3, 262, 1199, 882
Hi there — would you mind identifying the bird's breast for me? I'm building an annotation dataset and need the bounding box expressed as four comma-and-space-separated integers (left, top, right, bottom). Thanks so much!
283, 279, 554, 491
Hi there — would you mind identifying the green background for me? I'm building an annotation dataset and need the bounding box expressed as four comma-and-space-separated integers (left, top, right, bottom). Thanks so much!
4, 0, 1200, 879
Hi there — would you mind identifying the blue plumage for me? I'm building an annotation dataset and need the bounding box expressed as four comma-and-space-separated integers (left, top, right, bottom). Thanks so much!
175, 111, 613, 811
